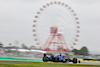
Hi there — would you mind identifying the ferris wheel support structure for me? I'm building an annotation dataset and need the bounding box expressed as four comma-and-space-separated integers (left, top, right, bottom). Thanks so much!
43, 27, 70, 52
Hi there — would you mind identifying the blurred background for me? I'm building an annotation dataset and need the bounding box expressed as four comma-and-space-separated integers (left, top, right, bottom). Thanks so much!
0, 0, 100, 60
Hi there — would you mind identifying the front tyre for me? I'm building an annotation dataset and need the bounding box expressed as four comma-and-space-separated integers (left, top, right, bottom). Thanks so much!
73, 58, 77, 63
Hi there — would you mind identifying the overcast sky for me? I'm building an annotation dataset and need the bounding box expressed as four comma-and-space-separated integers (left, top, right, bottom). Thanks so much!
0, 0, 100, 54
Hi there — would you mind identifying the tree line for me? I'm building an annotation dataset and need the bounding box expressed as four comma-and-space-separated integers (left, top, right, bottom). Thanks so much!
71, 46, 89, 56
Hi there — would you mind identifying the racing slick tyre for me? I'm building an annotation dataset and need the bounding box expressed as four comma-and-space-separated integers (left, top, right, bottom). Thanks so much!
43, 57, 48, 62
73, 58, 77, 63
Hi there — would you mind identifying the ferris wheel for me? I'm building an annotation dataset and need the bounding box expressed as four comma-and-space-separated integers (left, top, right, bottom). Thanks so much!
33, 1, 80, 52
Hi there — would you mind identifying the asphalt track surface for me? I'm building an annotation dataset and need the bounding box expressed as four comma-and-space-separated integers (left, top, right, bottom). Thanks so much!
68, 61, 100, 65
0, 61, 100, 65
79, 61, 100, 65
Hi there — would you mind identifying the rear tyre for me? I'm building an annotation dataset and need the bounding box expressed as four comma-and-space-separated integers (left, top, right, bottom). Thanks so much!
43, 57, 48, 62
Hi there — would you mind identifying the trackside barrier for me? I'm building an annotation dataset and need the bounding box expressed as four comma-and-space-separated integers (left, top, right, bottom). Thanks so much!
0, 57, 43, 62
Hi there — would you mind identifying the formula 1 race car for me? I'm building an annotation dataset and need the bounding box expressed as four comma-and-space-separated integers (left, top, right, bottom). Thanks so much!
42, 53, 81, 63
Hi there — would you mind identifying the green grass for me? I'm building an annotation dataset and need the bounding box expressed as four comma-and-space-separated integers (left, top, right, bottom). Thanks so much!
0, 62, 100, 67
